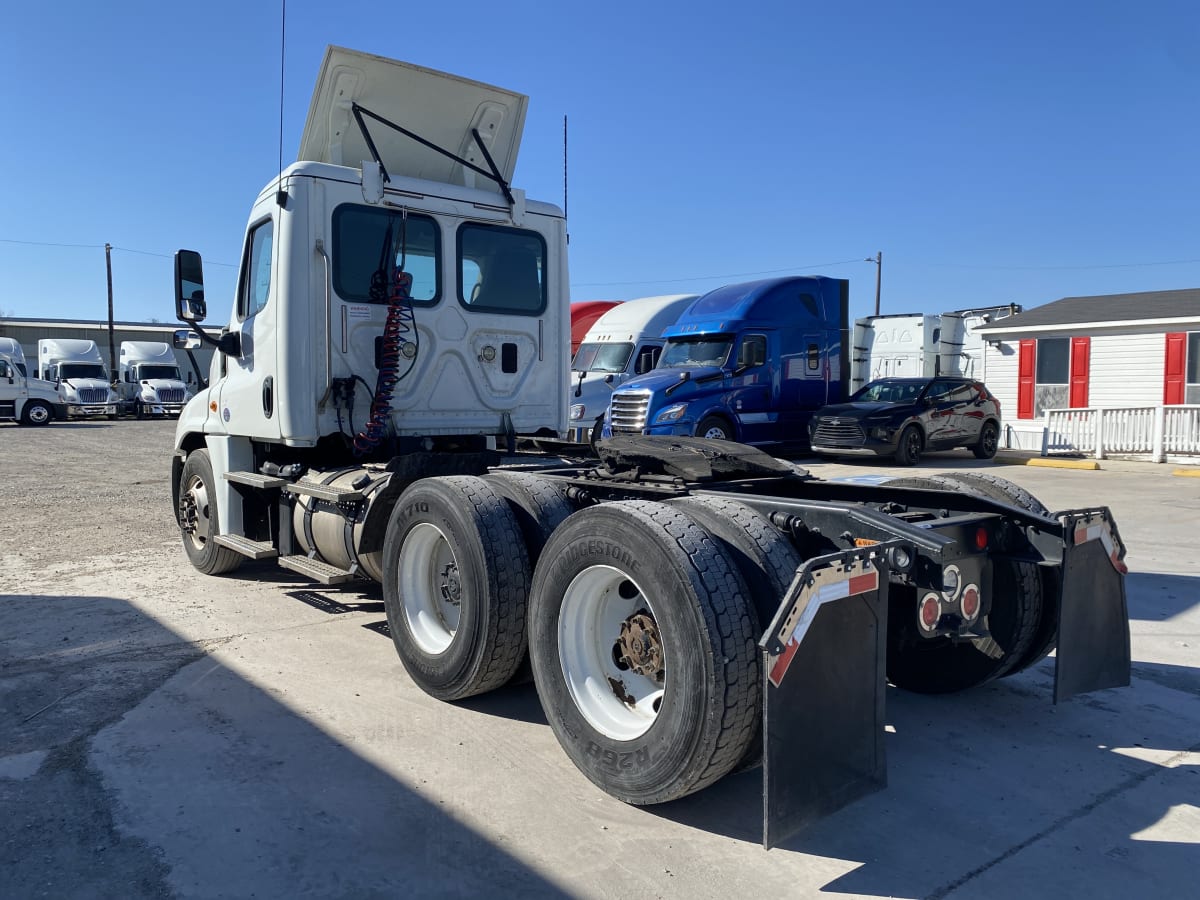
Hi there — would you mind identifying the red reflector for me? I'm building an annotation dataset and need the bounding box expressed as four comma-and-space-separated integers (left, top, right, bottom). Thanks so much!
975, 527, 988, 550
919, 593, 940, 631
961, 585, 980, 621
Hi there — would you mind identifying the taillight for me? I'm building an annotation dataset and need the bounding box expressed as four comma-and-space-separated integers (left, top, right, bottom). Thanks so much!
918, 592, 941, 632
961, 584, 981, 622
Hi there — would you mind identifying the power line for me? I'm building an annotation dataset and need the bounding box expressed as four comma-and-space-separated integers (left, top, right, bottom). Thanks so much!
0, 237, 237, 267
927, 258, 1200, 271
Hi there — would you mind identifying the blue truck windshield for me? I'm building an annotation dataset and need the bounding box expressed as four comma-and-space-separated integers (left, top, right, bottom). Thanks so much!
659, 336, 732, 368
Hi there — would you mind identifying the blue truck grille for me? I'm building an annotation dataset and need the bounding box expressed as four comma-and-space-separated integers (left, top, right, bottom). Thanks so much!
812, 419, 866, 448
78, 388, 108, 404
610, 394, 649, 434
158, 388, 186, 403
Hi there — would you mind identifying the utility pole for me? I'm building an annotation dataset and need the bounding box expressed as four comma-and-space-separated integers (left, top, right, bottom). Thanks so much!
105, 243, 116, 383
865, 251, 882, 316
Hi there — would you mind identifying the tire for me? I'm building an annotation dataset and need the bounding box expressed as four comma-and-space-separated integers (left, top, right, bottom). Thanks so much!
382, 476, 531, 701
481, 471, 575, 565
178, 449, 244, 575
134, 401, 145, 420
671, 494, 802, 769
881, 474, 1041, 692
696, 415, 733, 441
893, 425, 923, 466
930, 472, 1057, 674
972, 420, 999, 460
20, 400, 52, 426
528, 501, 759, 805
107, 413, 119, 421
481, 470, 576, 685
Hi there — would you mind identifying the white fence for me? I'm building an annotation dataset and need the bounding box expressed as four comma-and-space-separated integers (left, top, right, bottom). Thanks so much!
1043, 405, 1200, 462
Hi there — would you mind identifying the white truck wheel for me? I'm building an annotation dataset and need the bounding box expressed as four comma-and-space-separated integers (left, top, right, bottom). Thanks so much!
382, 476, 530, 701
528, 500, 758, 805
178, 449, 243, 575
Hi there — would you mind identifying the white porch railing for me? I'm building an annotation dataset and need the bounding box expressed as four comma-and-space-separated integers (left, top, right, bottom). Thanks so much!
1042, 405, 1200, 462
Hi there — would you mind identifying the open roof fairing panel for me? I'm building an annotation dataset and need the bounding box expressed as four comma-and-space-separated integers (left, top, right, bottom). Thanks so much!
298, 46, 528, 195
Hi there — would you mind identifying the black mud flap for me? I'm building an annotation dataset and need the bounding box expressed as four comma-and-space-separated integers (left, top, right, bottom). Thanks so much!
1054, 509, 1131, 703
758, 547, 893, 849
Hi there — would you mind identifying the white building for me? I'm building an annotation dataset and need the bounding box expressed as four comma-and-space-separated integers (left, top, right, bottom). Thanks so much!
975, 288, 1200, 460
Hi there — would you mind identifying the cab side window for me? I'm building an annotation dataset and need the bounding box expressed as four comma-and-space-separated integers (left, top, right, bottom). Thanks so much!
238, 220, 274, 320
458, 224, 547, 315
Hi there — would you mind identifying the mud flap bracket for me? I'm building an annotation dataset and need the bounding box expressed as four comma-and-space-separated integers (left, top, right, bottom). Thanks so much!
1053, 508, 1131, 703
759, 545, 896, 849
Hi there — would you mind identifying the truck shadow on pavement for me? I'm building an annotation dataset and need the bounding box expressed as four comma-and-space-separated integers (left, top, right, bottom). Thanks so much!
648, 661, 1199, 898
1, 592, 570, 899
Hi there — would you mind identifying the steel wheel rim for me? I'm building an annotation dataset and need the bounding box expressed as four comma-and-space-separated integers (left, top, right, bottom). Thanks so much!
28, 404, 49, 424
398, 522, 461, 655
181, 474, 211, 551
558, 564, 665, 741
702, 425, 728, 440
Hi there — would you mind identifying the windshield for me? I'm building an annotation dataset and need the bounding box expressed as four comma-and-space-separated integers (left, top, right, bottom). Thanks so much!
658, 335, 732, 369
851, 380, 926, 403
136, 365, 181, 380
60, 363, 106, 380
571, 342, 634, 374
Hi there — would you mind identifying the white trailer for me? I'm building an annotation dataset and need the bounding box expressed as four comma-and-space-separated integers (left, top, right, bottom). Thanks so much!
567, 294, 697, 443
118, 341, 193, 417
37, 339, 119, 419
166, 47, 1129, 848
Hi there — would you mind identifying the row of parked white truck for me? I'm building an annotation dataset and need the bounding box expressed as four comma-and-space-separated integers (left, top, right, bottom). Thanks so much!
0, 336, 196, 425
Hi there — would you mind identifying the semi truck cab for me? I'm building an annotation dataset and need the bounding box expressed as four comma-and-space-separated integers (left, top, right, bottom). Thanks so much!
37, 339, 119, 419
605, 276, 849, 446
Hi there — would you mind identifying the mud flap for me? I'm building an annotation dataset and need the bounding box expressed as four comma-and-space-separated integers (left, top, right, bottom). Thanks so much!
758, 547, 893, 849
1054, 509, 1131, 703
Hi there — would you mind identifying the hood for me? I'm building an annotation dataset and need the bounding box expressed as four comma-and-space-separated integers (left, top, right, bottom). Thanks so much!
60, 377, 112, 392
569, 376, 623, 419
141, 378, 188, 390
619, 366, 726, 397
299, 46, 527, 194
815, 401, 916, 419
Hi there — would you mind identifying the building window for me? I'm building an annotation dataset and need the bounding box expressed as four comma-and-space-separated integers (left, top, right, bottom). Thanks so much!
1188, 332, 1200, 404
1034, 337, 1069, 416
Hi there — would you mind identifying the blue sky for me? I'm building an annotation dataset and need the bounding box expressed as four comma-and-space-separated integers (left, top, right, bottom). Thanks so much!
1, 0, 1197, 325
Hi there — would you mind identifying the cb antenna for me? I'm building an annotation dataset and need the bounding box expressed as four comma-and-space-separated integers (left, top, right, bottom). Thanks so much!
276, 0, 287, 206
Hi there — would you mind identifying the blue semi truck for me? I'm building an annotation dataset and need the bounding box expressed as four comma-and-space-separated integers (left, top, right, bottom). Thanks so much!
604, 275, 849, 446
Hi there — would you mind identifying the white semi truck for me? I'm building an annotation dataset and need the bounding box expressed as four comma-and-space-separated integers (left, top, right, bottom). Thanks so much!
850, 306, 1022, 393
118, 340, 193, 417
0, 351, 66, 425
37, 338, 119, 419
169, 46, 1131, 847
566, 294, 697, 443
0, 337, 30, 376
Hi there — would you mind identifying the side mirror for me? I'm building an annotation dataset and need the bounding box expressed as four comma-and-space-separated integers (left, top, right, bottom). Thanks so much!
737, 342, 764, 369
173, 329, 202, 350
174, 250, 207, 323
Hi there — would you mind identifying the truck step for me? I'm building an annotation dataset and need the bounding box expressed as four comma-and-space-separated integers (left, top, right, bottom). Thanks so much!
278, 554, 356, 585
283, 482, 364, 503
225, 471, 287, 490
213, 534, 279, 559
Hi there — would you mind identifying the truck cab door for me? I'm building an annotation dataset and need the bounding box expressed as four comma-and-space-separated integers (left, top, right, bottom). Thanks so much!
211, 214, 282, 441
0, 359, 16, 418
729, 334, 771, 443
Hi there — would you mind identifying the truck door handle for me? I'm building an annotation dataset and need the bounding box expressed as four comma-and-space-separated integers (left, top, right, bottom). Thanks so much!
262, 376, 274, 418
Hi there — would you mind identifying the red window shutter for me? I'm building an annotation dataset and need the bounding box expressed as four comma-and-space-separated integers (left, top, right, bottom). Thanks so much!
1017, 339, 1035, 419
1069, 337, 1090, 408
1164, 332, 1186, 404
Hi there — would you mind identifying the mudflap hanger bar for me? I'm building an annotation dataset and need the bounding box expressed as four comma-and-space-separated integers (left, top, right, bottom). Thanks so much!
1052, 507, 1131, 703
351, 103, 516, 205
758, 543, 902, 850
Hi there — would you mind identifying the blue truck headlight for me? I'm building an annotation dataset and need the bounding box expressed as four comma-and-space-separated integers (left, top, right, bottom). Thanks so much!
654, 403, 688, 424
569, 403, 586, 420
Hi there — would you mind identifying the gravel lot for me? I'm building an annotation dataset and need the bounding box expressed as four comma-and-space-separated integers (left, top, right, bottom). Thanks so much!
2, 419, 1197, 898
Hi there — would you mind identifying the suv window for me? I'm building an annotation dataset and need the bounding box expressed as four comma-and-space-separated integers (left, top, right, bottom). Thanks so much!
458, 224, 546, 315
